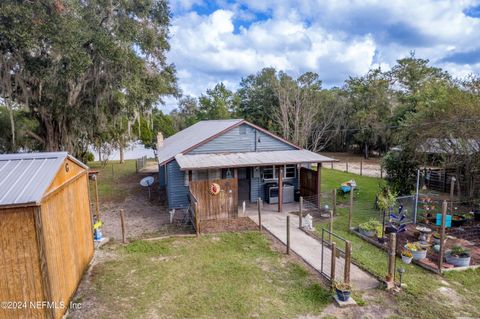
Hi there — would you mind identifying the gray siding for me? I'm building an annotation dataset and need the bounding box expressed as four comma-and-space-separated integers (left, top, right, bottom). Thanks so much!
188, 124, 296, 155
250, 167, 298, 203
166, 160, 189, 209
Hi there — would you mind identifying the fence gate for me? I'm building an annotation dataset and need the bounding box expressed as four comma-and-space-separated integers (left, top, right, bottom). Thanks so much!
320, 228, 352, 285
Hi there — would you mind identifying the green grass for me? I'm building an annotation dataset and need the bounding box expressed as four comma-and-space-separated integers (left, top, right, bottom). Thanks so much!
316, 168, 480, 319
88, 160, 139, 201
88, 232, 331, 319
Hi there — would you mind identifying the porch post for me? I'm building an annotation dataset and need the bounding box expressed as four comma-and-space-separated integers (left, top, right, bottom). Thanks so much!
188, 170, 192, 182
278, 166, 284, 213
317, 163, 322, 207
233, 168, 238, 179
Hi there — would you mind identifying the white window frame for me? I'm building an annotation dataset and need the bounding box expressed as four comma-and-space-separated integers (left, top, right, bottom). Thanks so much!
262, 166, 276, 181
284, 164, 296, 179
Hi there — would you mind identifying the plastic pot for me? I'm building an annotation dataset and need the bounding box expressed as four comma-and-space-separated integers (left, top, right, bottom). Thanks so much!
335, 288, 351, 302
446, 252, 471, 267
402, 255, 413, 264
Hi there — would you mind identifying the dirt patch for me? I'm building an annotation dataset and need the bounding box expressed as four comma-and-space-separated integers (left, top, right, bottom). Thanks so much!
323, 152, 383, 178
98, 173, 172, 240
200, 217, 259, 234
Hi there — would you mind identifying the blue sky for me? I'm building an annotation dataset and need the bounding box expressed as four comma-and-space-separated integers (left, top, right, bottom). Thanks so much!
163, 0, 480, 112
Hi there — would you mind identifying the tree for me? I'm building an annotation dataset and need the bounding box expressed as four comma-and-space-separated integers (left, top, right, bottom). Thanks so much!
0, 0, 177, 156
197, 83, 237, 120
170, 96, 200, 131
344, 68, 394, 158
237, 68, 278, 131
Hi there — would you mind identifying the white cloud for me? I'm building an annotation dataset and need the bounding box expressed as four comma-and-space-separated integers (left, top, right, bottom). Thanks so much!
164, 0, 480, 112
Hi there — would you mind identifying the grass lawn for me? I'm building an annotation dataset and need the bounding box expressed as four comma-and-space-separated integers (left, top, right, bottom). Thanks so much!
317, 168, 480, 319
79, 232, 330, 319
88, 160, 155, 201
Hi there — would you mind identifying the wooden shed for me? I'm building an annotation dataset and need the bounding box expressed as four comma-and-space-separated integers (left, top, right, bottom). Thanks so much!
0, 152, 94, 319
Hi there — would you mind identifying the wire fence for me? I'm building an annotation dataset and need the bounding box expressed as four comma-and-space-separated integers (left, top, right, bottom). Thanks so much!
327, 160, 385, 178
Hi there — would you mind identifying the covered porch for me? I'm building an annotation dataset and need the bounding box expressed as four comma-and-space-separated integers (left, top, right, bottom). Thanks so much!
176, 150, 337, 221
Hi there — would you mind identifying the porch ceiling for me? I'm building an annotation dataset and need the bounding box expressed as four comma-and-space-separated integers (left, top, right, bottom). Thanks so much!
175, 150, 338, 171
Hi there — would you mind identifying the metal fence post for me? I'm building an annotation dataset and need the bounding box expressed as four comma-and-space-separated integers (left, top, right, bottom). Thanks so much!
414, 169, 420, 224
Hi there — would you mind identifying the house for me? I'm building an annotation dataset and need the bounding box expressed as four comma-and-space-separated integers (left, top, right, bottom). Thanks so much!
157, 119, 336, 219
0, 152, 94, 319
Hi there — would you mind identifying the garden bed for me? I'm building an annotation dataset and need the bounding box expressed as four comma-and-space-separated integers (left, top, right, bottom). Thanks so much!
351, 223, 480, 273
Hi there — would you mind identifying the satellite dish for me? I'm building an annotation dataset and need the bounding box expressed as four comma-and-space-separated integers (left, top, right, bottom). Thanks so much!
140, 176, 155, 200
140, 176, 154, 187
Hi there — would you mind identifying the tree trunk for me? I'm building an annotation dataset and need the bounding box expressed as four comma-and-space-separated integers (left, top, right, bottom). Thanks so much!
364, 143, 369, 160
119, 145, 125, 164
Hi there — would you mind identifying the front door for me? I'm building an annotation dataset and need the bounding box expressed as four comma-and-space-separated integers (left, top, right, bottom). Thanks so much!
237, 168, 250, 203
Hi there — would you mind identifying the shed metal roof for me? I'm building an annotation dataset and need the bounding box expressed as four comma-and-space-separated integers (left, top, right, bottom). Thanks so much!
157, 119, 243, 165
0, 152, 87, 207
175, 150, 337, 170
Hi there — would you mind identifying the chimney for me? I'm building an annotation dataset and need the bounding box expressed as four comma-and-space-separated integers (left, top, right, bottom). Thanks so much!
157, 132, 164, 151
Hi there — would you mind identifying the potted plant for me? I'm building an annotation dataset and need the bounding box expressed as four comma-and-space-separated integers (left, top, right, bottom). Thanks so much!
334, 282, 352, 302
358, 219, 381, 237
377, 187, 397, 239
446, 245, 471, 267
404, 242, 427, 260
432, 232, 441, 244
401, 249, 413, 264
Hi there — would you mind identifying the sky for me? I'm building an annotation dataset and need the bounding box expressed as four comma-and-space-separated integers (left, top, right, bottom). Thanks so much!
162, 0, 480, 112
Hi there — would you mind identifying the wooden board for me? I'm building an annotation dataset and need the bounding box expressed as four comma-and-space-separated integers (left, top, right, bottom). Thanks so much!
40, 174, 94, 319
45, 158, 85, 197
189, 178, 238, 221
300, 167, 318, 198
0, 207, 46, 319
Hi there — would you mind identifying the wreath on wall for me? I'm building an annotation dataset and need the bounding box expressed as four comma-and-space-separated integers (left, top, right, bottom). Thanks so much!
209, 183, 221, 195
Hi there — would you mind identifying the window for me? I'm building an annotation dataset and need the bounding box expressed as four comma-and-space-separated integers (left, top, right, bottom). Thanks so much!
285, 165, 296, 178
262, 166, 275, 180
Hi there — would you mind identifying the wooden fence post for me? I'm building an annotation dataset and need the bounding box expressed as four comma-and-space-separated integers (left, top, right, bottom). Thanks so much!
299, 196, 303, 228
348, 187, 354, 231
332, 189, 337, 216
329, 210, 333, 244
346, 161, 349, 173
135, 160, 138, 173
242, 201, 246, 216
257, 198, 262, 231
438, 200, 448, 273
120, 209, 127, 244
92, 174, 100, 220
449, 177, 456, 215
331, 162, 333, 169
194, 202, 200, 236
387, 233, 396, 285
360, 159, 363, 176
380, 165, 383, 179
112, 163, 115, 179
286, 215, 290, 255
344, 241, 352, 285
330, 241, 337, 287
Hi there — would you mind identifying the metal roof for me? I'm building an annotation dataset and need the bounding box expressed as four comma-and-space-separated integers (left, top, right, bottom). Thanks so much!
0, 152, 87, 207
157, 119, 243, 165
175, 150, 337, 170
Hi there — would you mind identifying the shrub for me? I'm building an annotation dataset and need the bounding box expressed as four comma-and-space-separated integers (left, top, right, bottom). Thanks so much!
381, 150, 418, 195
359, 219, 381, 232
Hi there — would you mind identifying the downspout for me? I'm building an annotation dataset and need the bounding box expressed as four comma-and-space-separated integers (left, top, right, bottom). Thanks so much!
254, 129, 257, 152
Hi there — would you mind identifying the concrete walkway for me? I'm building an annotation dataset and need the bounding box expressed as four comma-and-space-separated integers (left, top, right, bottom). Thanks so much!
244, 203, 379, 290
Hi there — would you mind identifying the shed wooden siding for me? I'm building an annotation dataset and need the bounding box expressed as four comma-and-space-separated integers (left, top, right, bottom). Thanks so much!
0, 207, 46, 319
166, 160, 189, 209
187, 124, 296, 155
40, 172, 93, 319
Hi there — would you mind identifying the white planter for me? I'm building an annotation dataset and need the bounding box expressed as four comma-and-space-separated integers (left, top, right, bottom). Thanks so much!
402, 255, 413, 264
359, 229, 376, 237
